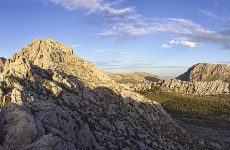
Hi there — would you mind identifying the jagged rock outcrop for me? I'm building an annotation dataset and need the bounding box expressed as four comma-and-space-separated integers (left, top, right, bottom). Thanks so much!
0, 38, 221, 149
160, 79, 229, 95
126, 79, 230, 95
106, 72, 162, 84
177, 63, 230, 83
0, 57, 6, 74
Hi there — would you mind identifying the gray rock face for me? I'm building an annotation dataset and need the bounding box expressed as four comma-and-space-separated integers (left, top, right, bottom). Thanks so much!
177, 63, 230, 83
0, 39, 218, 149
127, 79, 229, 95
0, 57, 6, 74
160, 79, 229, 95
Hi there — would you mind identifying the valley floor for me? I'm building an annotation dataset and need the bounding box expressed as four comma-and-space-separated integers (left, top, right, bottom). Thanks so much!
144, 92, 230, 148
180, 121, 230, 148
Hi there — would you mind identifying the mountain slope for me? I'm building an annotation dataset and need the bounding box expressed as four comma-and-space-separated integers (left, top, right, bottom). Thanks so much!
106, 72, 162, 84
177, 63, 230, 83
0, 39, 218, 149
0, 57, 6, 74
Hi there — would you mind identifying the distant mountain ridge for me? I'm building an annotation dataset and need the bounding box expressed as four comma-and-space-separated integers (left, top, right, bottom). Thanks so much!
127, 79, 229, 96
177, 63, 230, 83
106, 72, 163, 84
107, 66, 230, 96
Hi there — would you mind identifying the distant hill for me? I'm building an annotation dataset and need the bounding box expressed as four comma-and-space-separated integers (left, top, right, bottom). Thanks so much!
177, 63, 230, 83
106, 72, 163, 84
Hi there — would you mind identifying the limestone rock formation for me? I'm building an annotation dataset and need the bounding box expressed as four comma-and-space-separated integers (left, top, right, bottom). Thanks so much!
160, 79, 229, 95
127, 79, 230, 95
106, 72, 162, 84
0, 57, 6, 74
177, 63, 230, 83
0, 38, 220, 149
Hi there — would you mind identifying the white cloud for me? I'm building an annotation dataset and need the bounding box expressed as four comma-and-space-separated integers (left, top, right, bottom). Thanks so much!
162, 38, 197, 48
41, 0, 230, 49
71, 44, 80, 48
161, 44, 171, 48
100, 17, 230, 49
48, 0, 134, 15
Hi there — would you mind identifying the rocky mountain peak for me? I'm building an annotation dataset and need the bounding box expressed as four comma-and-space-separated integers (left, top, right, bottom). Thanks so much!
6, 38, 112, 86
17, 38, 74, 69
21, 38, 74, 55
177, 63, 230, 83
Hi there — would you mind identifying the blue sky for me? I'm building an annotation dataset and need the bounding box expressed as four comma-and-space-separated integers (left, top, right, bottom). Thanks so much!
0, 0, 230, 77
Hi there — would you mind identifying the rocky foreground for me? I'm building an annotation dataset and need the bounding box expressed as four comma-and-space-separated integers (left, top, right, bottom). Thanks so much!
0, 38, 223, 150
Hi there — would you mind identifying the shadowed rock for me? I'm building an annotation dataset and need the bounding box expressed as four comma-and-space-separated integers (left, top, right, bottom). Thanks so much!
0, 57, 6, 74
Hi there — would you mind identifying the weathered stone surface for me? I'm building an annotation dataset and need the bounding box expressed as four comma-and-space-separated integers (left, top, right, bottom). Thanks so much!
127, 79, 230, 95
0, 103, 37, 150
23, 134, 61, 150
0, 38, 219, 149
177, 63, 230, 83
160, 79, 229, 95
0, 57, 6, 74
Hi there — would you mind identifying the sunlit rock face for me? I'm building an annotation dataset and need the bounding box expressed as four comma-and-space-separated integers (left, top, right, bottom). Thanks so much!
177, 63, 230, 83
127, 79, 229, 95
0, 39, 218, 150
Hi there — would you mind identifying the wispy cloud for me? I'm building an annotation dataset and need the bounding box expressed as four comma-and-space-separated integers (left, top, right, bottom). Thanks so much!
93, 49, 122, 54
42, 0, 230, 49
161, 38, 197, 48
71, 44, 80, 48
93, 59, 188, 71
93, 48, 133, 55
197, 9, 220, 20
93, 60, 122, 66
48, 0, 134, 15
197, 8, 230, 25
100, 17, 230, 49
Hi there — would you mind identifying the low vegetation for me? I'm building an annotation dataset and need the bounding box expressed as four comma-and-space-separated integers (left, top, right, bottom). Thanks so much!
144, 92, 230, 129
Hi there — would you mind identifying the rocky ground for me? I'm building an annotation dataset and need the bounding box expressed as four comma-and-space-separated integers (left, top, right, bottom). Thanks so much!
178, 120, 230, 149
0, 38, 221, 150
